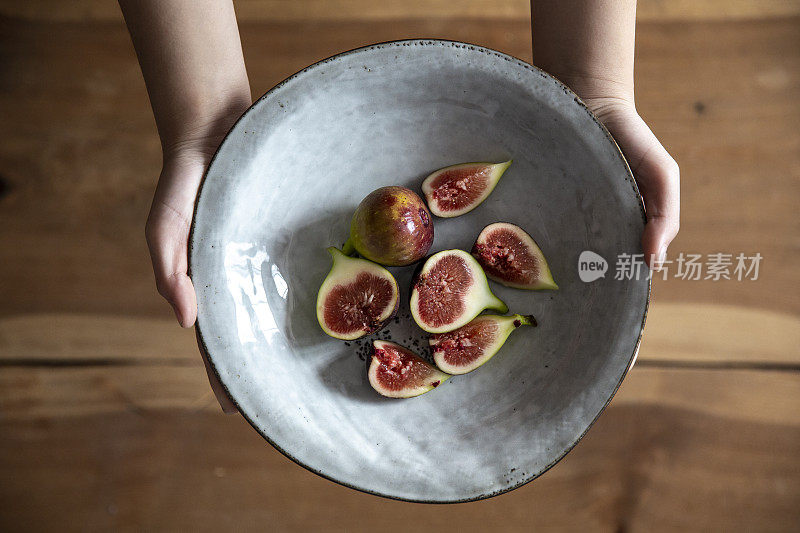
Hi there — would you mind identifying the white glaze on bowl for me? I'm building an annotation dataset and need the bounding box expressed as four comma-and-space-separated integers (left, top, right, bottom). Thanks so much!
190, 40, 649, 503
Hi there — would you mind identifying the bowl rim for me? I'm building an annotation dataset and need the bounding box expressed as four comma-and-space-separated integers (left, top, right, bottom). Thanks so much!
188, 38, 650, 504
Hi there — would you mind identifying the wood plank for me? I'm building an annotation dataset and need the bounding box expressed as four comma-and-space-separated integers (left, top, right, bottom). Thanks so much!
2, 301, 798, 367
638, 302, 800, 366
0, 10, 797, 533
1, 17, 798, 369
637, 18, 800, 315
2, 0, 800, 23
3, 362, 799, 425
0, 314, 197, 363
1, 367, 798, 531
1, 18, 798, 323
0, 365, 217, 419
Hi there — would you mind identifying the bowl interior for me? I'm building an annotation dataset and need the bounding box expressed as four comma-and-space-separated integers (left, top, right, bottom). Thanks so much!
191, 41, 649, 502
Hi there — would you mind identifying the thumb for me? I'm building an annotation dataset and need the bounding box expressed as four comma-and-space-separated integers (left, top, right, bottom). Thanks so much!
629, 134, 681, 269
145, 201, 198, 328
594, 104, 680, 268
163, 273, 197, 328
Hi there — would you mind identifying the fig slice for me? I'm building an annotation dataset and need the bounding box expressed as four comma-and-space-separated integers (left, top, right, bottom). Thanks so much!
421, 160, 512, 218
316, 247, 399, 340
430, 314, 536, 375
368, 340, 450, 398
472, 222, 558, 290
410, 249, 508, 334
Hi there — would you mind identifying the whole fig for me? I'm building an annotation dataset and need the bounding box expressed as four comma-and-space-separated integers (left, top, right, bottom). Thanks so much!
345, 186, 434, 266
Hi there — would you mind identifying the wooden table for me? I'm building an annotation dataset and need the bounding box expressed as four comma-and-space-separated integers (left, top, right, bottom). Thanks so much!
1, 1, 798, 531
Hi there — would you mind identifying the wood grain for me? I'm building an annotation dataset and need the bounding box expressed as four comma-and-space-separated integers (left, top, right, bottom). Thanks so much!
1, 17, 798, 321
2, 301, 798, 367
0, 314, 197, 363
0, 7, 798, 532
3, 362, 799, 425
1, 368, 798, 531
2, 0, 800, 23
638, 303, 800, 366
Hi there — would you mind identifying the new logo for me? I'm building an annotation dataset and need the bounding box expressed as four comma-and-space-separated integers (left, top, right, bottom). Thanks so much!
578, 251, 608, 282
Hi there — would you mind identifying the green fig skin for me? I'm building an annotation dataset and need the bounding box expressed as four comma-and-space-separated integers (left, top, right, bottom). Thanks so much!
368, 340, 450, 398
410, 249, 508, 334
472, 222, 558, 290
431, 314, 536, 375
316, 248, 399, 341
345, 186, 434, 266
422, 160, 512, 218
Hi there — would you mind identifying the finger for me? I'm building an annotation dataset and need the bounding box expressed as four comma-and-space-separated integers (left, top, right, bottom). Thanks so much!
633, 140, 680, 269
601, 110, 680, 269
642, 212, 677, 269
196, 328, 238, 414
146, 204, 198, 328
169, 273, 198, 328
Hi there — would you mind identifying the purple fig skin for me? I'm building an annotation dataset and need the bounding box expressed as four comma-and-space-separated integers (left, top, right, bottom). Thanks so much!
422, 160, 512, 218
346, 186, 434, 266
368, 340, 450, 398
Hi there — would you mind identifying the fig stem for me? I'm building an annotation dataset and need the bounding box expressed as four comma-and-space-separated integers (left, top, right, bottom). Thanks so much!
514, 314, 537, 327
341, 238, 356, 256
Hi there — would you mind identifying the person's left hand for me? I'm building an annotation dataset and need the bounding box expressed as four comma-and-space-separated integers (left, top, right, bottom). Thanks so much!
581, 96, 680, 269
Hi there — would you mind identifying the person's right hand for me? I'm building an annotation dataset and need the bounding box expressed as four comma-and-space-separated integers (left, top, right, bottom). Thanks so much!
120, 0, 251, 413
145, 112, 249, 413
146, 149, 206, 330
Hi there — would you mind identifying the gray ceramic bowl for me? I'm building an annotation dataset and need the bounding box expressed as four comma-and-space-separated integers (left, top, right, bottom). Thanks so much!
190, 40, 649, 503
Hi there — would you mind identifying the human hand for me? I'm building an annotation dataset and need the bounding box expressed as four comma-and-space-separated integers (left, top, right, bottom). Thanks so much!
146, 132, 244, 413
530, 0, 680, 269
582, 96, 681, 269
120, 0, 251, 412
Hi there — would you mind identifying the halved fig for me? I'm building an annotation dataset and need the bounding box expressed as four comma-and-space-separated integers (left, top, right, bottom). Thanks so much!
472, 222, 558, 290
410, 249, 508, 334
316, 247, 399, 340
368, 340, 450, 398
430, 314, 536, 375
421, 160, 512, 218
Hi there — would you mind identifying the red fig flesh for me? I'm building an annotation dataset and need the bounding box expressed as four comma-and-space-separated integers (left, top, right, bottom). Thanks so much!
316, 248, 399, 340
431, 314, 536, 375
421, 161, 511, 218
410, 249, 508, 334
368, 340, 450, 398
472, 222, 558, 290
345, 186, 434, 266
